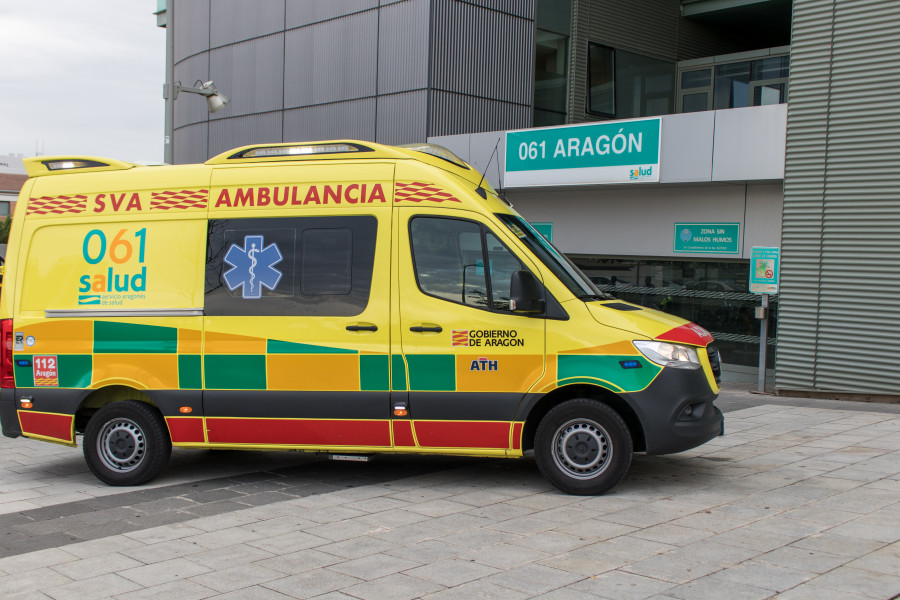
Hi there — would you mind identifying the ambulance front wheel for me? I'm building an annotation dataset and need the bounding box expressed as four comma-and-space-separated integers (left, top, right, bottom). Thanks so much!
83, 401, 172, 486
534, 398, 633, 495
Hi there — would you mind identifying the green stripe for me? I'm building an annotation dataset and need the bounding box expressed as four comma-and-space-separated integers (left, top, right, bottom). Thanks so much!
205, 355, 266, 389
360, 355, 389, 391
14, 356, 34, 387
266, 340, 356, 354
406, 354, 456, 391
391, 354, 407, 391
557, 355, 660, 392
178, 355, 202, 389
93, 321, 177, 354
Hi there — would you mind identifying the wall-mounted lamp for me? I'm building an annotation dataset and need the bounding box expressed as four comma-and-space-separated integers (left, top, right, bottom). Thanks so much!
173, 80, 229, 113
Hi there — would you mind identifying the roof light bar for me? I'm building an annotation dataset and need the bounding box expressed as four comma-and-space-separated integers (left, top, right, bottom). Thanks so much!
396, 143, 470, 169
43, 159, 109, 171
232, 143, 366, 159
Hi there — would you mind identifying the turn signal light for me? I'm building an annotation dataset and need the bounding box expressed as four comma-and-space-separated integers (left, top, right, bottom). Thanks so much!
393, 408, 408, 417
20, 401, 33, 409
179, 406, 193, 414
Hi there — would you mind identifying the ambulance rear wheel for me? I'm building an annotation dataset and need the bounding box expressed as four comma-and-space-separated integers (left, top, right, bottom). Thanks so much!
534, 398, 632, 495
83, 401, 171, 486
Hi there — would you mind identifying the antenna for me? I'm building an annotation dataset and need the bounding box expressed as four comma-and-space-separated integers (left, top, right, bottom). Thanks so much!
475, 136, 502, 199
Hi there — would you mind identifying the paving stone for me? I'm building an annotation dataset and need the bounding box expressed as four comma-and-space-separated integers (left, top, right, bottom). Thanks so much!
50, 553, 144, 581
462, 542, 550, 570
339, 573, 444, 600
255, 549, 343, 575
189, 563, 285, 593
118, 557, 211, 587
807, 565, 900, 598
570, 570, 675, 600
263, 569, 363, 598
666, 573, 778, 600
621, 553, 721, 584
41, 572, 142, 599
422, 579, 529, 600
105, 579, 217, 600
328, 553, 421, 580
405, 558, 498, 587
249, 531, 331, 554
0, 567, 73, 597
121, 539, 205, 564
713, 560, 813, 592
186, 543, 276, 570
483, 563, 582, 595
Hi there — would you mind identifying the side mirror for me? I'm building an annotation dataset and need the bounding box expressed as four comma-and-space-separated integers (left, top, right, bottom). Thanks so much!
509, 270, 544, 313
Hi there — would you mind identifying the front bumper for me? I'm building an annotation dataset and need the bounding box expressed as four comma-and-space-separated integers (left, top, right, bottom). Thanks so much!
620, 366, 723, 455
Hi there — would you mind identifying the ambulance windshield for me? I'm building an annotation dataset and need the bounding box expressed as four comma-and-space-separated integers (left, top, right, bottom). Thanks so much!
496, 214, 609, 301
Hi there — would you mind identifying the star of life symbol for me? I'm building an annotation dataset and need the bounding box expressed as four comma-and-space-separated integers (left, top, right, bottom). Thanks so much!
223, 235, 283, 299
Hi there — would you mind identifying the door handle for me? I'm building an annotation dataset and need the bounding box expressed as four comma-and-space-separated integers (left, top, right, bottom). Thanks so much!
410, 325, 443, 333
346, 324, 378, 332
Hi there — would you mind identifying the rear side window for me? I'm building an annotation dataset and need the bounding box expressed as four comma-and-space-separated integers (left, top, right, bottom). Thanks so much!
205, 216, 376, 316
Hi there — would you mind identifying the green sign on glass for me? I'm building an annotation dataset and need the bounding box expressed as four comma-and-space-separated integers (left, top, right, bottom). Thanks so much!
530, 222, 553, 242
505, 118, 661, 187
674, 223, 740, 254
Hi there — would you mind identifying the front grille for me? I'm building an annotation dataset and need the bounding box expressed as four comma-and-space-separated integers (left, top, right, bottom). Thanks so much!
707, 345, 721, 383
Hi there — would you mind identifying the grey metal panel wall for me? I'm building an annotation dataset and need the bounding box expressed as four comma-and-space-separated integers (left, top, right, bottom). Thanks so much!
209, 34, 285, 118
283, 99, 377, 142
208, 112, 283, 158
378, 0, 429, 94
462, 0, 534, 18
173, 52, 210, 129
376, 91, 428, 145
431, 0, 534, 105
173, 122, 208, 165
283, 12, 378, 108
286, 0, 378, 28
779, 0, 900, 395
210, 0, 284, 47
173, 0, 210, 61
430, 91, 529, 137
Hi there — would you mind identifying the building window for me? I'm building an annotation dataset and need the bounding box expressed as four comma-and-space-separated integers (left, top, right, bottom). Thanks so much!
568, 254, 775, 369
534, 30, 569, 126
588, 44, 675, 119
588, 44, 615, 116
677, 51, 789, 113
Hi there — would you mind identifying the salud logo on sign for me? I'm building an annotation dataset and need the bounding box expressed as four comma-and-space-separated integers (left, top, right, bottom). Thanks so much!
504, 118, 661, 187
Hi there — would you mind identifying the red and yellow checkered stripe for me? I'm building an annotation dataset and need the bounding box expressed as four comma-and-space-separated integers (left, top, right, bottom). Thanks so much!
27, 195, 87, 215
394, 182, 461, 203
150, 189, 208, 210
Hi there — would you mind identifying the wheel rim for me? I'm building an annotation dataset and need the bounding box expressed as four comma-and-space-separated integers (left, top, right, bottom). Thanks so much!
96, 417, 146, 473
551, 418, 613, 480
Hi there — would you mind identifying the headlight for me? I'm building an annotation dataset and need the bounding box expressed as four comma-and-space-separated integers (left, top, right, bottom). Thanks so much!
633, 340, 701, 369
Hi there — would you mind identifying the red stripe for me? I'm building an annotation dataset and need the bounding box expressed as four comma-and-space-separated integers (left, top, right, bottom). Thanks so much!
512, 422, 523, 450
392, 420, 416, 446
206, 418, 391, 446
166, 417, 206, 443
413, 421, 511, 449
19, 411, 73, 443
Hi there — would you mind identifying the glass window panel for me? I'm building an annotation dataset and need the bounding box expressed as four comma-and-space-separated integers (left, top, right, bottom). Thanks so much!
485, 232, 525, 311
301, 229, 351, 295
714, 61, 751, 109
410, 217, 488, 309
754, 82, 786, 105
682, 92, 708, 113
534, 30, 569, 122
681, 68, 711, 89
614, 49, 675, 118
588, 43, 615, 115
751, 56, 789, 80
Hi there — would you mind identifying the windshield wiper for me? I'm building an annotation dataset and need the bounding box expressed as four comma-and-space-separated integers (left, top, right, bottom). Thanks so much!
578, 294, 610, 301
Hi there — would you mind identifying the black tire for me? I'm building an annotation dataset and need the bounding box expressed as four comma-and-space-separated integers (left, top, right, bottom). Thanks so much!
534, 398, 633, 495
83, 401, 172, 486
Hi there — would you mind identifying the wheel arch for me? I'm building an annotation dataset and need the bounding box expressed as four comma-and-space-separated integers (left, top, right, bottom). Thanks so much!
520, 384, 646, 453
74, 386, 160, 434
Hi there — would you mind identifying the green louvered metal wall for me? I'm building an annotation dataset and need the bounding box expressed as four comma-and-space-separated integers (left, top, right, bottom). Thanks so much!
778, 0, 900, 395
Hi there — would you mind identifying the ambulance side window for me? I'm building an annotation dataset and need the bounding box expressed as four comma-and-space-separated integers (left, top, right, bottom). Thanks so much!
410, 216, 526, 313
205, 216, 376, 316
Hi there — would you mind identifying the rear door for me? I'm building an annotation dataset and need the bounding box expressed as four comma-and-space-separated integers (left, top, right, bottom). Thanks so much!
396, 207, 545, 454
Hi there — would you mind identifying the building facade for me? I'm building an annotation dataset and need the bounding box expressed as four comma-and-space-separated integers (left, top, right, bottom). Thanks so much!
160, 0, 900, 398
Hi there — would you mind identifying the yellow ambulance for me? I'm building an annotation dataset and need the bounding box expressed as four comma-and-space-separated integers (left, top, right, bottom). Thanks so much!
0, 141, 723, 495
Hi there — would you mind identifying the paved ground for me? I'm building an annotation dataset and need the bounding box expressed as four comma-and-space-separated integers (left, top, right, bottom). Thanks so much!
0, 386, 899, 600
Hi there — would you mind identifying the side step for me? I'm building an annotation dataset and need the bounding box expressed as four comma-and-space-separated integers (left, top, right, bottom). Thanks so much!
328, 454, 373, 463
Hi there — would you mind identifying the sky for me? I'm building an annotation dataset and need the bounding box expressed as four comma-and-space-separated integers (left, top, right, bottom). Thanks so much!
0, 1, 165, 163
